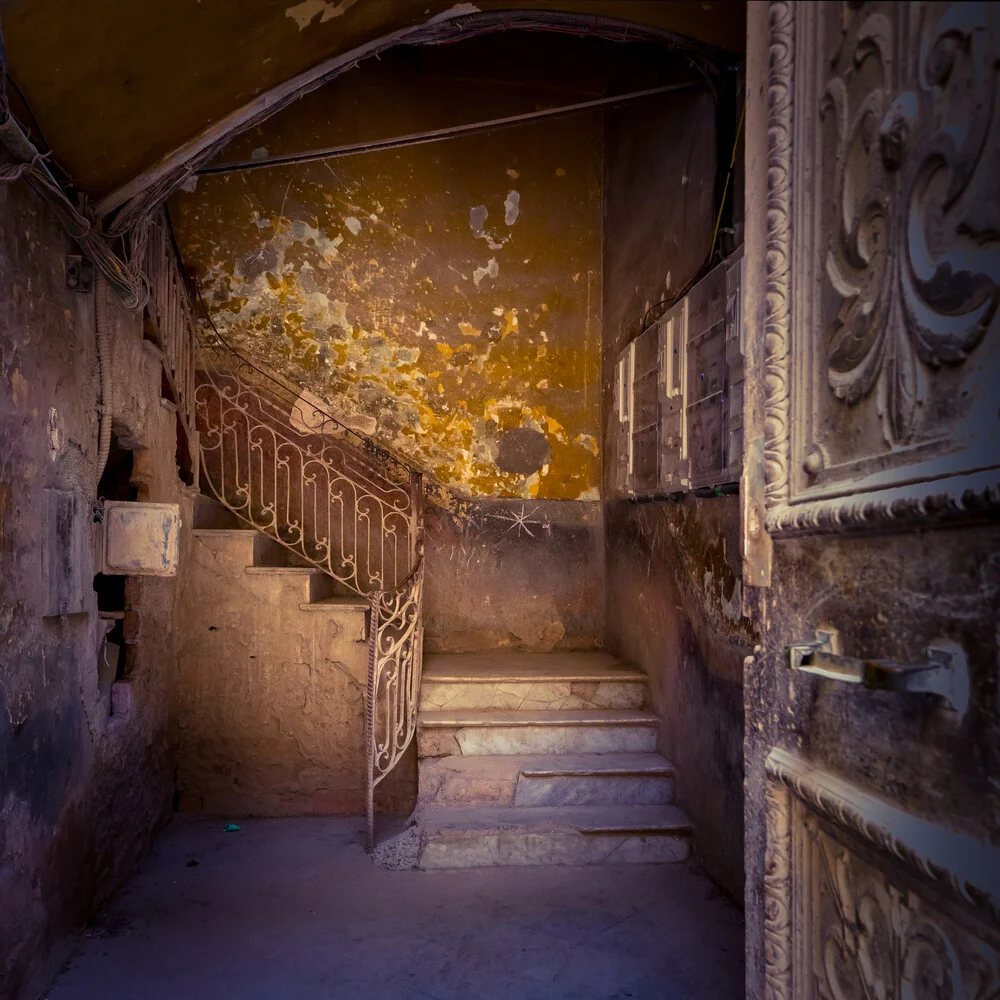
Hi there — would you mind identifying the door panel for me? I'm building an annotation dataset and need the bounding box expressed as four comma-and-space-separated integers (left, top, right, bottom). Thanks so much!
744, 3, 1000, 998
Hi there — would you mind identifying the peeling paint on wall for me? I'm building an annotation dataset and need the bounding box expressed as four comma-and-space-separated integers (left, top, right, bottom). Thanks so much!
172, 92, 603, 499
285, 0, 359, 32
504, 190, 520, 225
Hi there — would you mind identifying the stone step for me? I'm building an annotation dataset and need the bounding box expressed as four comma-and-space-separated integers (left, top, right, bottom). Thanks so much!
422, 651, 645, 682
418, 753, 676, 807
193, 495, 244, 530
191, 527, 258, 563
192, 527, 312, 569
298, 596, 369, 612
243, 565, 338, 603
416, 804, 692, 869
299, 596, 370, 641
420, 652, 646, 712
417, 709, 659, 757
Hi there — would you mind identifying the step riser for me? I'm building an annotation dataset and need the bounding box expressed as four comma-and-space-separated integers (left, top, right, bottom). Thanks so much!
192, 530, 257, 565
418, 725, 658, 758
417, 767, 674, 808
417, 768, 517, 807
514, 775, 675, 808
419, 831, 690, 869
420, 680, 645, 713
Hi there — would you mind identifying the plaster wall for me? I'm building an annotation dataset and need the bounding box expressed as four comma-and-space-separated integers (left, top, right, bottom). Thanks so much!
0, 181, 193, 999
171, 42, 605, 501
173, 529, 415, 816
423, 498, 604, 654
601, 87, 752, 898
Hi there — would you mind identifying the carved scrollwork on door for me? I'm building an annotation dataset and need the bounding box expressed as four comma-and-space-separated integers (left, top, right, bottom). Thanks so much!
810, 822, 1000, 1000
823, 2, 999, 447
764, 749, 1000, 1000
760, 1, 1000, 538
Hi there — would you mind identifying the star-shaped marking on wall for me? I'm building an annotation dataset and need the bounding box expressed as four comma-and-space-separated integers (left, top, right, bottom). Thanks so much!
489, 504, 545, 538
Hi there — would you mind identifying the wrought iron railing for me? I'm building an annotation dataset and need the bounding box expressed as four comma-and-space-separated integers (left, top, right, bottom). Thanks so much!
366, 556, 424, 851
149, 210, 426, 849
194, 349, 421, 594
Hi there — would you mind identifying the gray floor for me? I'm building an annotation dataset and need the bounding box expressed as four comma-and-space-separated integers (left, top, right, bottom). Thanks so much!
46, 817, 744, 1000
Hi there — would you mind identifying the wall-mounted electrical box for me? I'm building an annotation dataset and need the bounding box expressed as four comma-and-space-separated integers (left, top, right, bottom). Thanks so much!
102, 501, 181, 577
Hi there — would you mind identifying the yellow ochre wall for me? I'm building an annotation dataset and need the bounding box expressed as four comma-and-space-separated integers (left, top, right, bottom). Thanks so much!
171, 48, 603, 499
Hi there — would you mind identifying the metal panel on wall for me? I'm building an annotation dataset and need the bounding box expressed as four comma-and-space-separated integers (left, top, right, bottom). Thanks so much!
630, 324, 660, 494
686, 263, 729, 489
658, 299, 689, 492
613, 346, 633, 494
612, 248, 745, 499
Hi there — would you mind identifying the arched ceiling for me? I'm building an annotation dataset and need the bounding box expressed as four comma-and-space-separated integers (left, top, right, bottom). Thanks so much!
2, 1, 745, 204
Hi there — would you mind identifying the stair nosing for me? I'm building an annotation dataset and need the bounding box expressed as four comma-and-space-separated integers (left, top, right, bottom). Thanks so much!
418, 710, 659, 729
422, 671, 647, 684
245, 566, 321, 575
519, 764, 675, 778
419, 753, 674, 778
419, 804, 691, 836
299, 599, 369, 612
192, 528, 258, 536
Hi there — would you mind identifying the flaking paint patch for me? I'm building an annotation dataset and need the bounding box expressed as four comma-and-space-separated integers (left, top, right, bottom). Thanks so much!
285, 0, 358, 30
469, 205, 488, 235
470, 203, 510, 250
472, 258, 498, 287
504, 190, 520, 225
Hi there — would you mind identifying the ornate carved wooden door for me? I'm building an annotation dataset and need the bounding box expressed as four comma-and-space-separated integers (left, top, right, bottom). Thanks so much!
742, 2, 1000, 997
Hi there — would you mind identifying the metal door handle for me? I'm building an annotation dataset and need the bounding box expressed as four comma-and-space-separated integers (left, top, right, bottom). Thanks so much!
787, 628, 969, 717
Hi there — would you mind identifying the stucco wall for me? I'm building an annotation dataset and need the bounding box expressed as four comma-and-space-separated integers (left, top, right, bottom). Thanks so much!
173, 522, 415, 817
601, 85, 752, 899
424, 498, 604, 654
171, 44, 603, 501
0, 182, 193, 999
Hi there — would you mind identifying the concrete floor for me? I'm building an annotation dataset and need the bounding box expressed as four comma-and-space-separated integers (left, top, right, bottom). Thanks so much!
46, 817, 744, 1000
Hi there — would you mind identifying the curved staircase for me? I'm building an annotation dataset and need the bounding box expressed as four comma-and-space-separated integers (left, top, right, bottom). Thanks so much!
148, 214, 694, 866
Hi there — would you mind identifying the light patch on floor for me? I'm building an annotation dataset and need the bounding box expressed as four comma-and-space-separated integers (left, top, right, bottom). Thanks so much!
46, 817, 744, 1000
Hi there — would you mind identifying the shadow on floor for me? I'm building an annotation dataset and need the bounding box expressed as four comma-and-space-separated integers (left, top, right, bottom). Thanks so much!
45, 817, 744, 1000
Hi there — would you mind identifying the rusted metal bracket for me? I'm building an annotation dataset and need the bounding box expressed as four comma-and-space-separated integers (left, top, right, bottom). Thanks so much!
787, 628, 969, 718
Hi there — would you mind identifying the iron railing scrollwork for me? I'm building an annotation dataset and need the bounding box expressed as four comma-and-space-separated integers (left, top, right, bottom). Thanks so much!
365, 555, 425, 852
194, 350, 421, 595
147, 210, 426, 849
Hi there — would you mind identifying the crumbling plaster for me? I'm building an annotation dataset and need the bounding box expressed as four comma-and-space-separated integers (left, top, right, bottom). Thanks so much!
601, 85, 752, 900
170, 49, 604, 500
0, 180, 194, 1000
